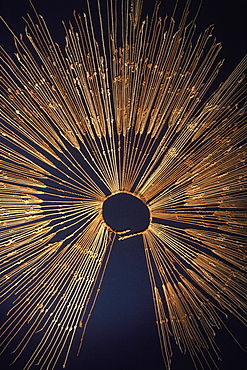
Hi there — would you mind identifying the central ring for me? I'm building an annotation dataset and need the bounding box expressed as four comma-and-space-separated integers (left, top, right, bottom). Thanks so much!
102, 191, 151, 239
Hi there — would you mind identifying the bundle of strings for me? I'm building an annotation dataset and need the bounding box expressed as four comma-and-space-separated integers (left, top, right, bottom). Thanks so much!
0, 0, 246, 369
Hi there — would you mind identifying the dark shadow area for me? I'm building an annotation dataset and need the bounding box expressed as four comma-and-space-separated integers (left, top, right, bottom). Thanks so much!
102, 192, 150, 235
